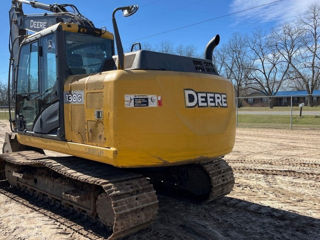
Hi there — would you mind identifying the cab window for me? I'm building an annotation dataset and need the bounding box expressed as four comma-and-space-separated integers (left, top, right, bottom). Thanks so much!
29, 42, 39, 93
65, 32, 113, 75
17, 41, 39, 94
40, 34, 57, 93
17, 45, 29, 94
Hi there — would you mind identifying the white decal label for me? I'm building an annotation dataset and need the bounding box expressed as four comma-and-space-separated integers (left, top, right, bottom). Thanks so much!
125, 95, 162, 108
12, 172, 23, 179
30, 20, 47, 29
64, 91, 84, 104
184, 89, 228, 108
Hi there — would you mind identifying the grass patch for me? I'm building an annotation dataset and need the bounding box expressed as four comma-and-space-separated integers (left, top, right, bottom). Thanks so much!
238, 114, 320, 129
0, 111, 9, 120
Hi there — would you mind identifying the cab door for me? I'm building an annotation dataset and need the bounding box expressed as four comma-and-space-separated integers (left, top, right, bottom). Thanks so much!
33, 33, 59, 134
16, 33, 59, 134
16, 41, 40, 131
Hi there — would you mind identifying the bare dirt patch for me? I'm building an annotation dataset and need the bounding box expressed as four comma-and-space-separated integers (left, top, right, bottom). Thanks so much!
227, 128, 320, 219
0, 121, 319, 240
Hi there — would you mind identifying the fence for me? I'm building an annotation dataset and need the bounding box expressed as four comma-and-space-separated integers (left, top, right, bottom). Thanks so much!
236, 95, 320, 129
1, 95, 320, 130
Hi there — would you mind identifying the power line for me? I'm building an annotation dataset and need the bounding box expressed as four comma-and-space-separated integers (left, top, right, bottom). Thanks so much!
135, 0, 284, 40
94, 0, 159, 27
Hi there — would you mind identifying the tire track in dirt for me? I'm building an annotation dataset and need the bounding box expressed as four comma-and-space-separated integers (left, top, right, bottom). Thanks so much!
235, 176, 320, 205
227, 159, 320, 168
231, 178, 320, 219
232, 136, 320, 151
235, 172, 320, 194
233, 167, 320, 181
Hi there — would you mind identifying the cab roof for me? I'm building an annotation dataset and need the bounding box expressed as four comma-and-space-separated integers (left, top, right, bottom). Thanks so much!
23, 22, 113, 44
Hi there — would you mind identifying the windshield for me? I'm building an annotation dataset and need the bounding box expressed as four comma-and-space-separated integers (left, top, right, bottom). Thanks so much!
65, 32, 113, 75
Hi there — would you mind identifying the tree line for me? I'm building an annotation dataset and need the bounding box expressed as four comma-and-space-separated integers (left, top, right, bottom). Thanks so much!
132, 41, 199, 58
140, 4, 319, 107
214, 4, 319, 106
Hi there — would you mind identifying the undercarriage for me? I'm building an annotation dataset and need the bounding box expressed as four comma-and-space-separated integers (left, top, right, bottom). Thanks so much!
0, 135, 234, 239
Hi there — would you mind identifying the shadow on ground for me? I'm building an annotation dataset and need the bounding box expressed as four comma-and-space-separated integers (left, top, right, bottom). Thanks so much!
127, 195, 320, 240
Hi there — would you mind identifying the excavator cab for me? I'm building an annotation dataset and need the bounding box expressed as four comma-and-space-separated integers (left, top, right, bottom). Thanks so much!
14, 23, 114, 136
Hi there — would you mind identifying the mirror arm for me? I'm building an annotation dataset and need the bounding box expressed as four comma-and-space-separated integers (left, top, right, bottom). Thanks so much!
112, 12, 124, 70
112, 5, 138, 70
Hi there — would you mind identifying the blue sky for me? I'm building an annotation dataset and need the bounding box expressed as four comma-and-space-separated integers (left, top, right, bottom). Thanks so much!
0, 0, 317, 84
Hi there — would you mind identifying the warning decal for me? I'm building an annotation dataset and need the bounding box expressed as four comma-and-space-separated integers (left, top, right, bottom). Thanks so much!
125, 95, 161, 108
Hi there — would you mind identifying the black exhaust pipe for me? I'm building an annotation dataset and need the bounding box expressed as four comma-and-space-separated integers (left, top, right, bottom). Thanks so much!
204, 34, 220, 61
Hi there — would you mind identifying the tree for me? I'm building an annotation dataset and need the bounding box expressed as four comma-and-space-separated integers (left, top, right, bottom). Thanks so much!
212, 48, 227, 76
214, 33, 252, 101
247, 31, 290, 107
151, 41, 198, 57
0, 82, 8, 106
141, 42, 154, 51
174, 44, 197, 57
227, 34, 252, 99
159, 41, 174, 54
184, 45, 196, 57
176, 44, 185, 56
273, 4, 320, 106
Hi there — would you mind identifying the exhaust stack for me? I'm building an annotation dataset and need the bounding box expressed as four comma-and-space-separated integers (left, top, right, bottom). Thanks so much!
204, 34, 220, 61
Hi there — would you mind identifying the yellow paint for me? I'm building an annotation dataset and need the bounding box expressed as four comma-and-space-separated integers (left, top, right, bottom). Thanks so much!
61, 70, 235, 168
60, 23, 79, 33
60, 23, 113, 39
17, 134, 117, 164
19, 70, 235, 168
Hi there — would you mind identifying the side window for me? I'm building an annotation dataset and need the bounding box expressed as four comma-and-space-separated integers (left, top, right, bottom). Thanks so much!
41, 34, 57, 93
17, 45, 30, 94
29, 42, 39, 93
17, 41, 39, 94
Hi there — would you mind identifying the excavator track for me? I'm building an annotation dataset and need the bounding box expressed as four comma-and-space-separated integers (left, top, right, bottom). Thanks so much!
0, 151, 158, 240
141, 158, 235, 202
201, 158, 235, 201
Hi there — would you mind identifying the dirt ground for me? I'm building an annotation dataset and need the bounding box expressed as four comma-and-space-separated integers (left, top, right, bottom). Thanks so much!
0, 121, 319, 240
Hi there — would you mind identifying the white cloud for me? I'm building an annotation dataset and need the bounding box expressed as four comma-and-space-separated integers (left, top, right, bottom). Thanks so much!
230, 0, 319, 24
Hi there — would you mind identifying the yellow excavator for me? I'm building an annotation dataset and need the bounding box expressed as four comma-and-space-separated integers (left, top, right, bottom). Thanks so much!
1, 0, 235, 239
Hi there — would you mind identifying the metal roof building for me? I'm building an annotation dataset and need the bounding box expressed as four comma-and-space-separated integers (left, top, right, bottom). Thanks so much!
275, 90, 320, 97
